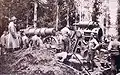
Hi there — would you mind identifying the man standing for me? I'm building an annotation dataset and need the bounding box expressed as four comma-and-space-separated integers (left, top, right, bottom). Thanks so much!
22, 33, 29, 49
0, 31, 8, 54
7, 16, 18, 51
108, 36, 120, 75
88, 32, 99, 71
17, 31, 22, 49
61, 26, 71, 52
1, 31, 7, 48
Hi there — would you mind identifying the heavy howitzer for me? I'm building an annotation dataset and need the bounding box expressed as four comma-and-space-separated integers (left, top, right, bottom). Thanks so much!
21, 27, 58, 48
23, 28, 56, 36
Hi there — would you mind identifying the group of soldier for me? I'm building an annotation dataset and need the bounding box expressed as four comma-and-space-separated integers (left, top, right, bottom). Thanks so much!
0, 16, 44, 53
0, 16, 72, 51
1, 16, 120, 74
56, 25, 120, 74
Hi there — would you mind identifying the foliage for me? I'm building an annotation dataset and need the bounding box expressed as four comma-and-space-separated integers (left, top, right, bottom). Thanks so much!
57, 0, 76, 30
0, 0, 76, 36
92, 0, 101, 26
117, 0, 120, 35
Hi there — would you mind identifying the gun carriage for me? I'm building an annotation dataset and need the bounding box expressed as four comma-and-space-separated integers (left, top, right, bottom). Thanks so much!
71, 22, 103, 53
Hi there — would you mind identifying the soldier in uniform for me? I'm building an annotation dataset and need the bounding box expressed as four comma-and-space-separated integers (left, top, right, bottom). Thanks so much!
0, 31, 8, 54
108, 36, 120, 75
61, 26, 71, 52
1, 31, 7, 48
31, 34, 43, 49
0, 40, 1, 55
88, 32, 99, 71
22, 33, 29, 49
17, 31, 22, 49
7, 16, 19, 51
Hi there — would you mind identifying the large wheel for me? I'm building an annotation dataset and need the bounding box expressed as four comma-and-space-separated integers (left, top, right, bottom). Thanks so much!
43, 36, 58, 45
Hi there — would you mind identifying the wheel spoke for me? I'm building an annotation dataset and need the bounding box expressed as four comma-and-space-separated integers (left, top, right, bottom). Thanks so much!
44, 36, 57, 45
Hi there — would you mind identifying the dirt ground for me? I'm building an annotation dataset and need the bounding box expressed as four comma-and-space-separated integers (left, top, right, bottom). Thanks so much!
0, 47, 113, 75
0, 48, 82, 75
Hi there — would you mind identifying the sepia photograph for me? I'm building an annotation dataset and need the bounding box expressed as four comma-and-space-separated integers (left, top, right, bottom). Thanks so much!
0, 0, 120, 75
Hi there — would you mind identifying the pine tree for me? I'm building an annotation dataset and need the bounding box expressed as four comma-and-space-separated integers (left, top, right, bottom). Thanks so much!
92, 0, 101, 26
0, 0, 77, 36
117, 0, 120, 35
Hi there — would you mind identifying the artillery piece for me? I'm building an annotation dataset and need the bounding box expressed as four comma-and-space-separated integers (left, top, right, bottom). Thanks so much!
21, 27, 58, 46
24, 28, 55, 36
84, 27, 103, 42
71, 21, 103, 53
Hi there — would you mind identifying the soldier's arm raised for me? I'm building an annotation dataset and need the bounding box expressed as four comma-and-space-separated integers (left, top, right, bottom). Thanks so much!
108, 41, 112, 51
93, 39, 99, 49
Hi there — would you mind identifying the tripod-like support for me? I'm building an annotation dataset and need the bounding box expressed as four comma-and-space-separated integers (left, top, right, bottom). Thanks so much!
72, 36, 91, 75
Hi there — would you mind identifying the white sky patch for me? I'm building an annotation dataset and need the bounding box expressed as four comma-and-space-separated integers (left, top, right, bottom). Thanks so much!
108, 27, 118, 36
107, 0, 118, 36
109, 1, 118, 25
39, 0, 47, 4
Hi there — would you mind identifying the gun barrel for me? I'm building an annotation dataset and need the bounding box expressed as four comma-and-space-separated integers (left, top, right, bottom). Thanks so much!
24, 28, 56, 36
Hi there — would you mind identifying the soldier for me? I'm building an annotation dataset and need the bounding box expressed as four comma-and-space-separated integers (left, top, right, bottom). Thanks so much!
31, 34, 43, 49
61, 26, 71, 36
1, 31, 7, 48
55, 52, 68, 62
17, 31, 22, 49
56, 31, 64, 52
22, 33, 29, 49
108, 36, 120, 74
88, 32, 99, 72
7, 16, 19, 51
61, 26, 71, 52
0, 40, 1, 55
0, 31, 8, 54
